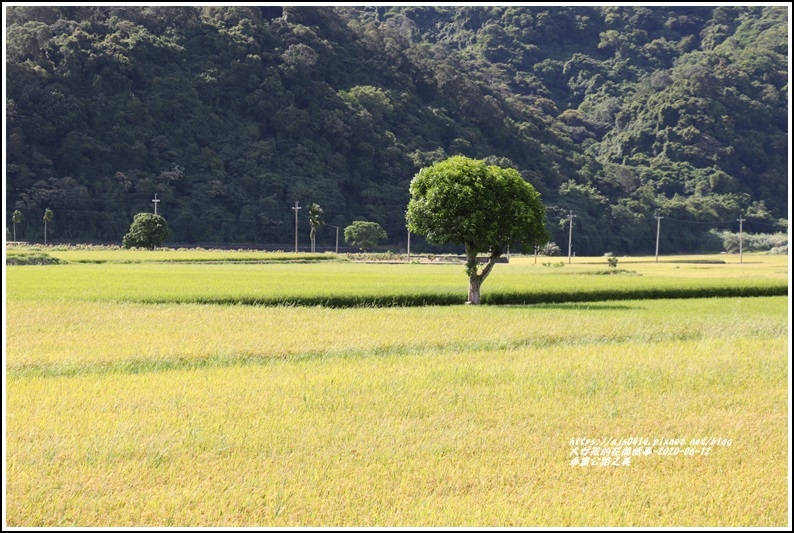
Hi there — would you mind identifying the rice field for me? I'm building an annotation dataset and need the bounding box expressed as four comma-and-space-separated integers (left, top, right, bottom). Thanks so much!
4, 249, 790, 526
5, 252, 788, 306
6, 247, 337, 264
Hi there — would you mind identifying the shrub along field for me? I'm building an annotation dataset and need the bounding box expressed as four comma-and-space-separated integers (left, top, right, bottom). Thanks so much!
4, 249, 790, 526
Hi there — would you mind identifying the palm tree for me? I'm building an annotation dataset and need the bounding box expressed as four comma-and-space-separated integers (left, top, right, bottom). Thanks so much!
43, 208, 54, 245
12, 210, 22, 242
308, 203, 323, 253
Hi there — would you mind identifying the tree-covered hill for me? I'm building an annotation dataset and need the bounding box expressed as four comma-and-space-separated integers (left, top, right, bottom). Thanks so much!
5, 5, 788, 253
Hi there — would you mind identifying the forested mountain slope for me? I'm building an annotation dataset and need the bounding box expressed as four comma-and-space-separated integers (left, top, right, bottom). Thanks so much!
5, 6, 788, 253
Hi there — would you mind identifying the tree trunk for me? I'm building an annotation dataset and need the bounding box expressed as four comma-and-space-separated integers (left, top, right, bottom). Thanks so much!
467, 275, 482, 305
465, 244, 480, 304
464, 242, 501, 305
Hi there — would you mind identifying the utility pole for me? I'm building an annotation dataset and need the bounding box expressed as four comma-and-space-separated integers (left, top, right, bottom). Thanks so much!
567, 210, 576, 264
737, 214, 744, 263
326, 224, 340, 254
152, 193, 160, 215
655, 211, 664, 263
291, 201, 301, 253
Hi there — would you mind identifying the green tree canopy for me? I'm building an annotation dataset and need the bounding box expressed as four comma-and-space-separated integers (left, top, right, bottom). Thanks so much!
406, 155, 548, 304
344, 220, 387, 251
122, 213, 170, 250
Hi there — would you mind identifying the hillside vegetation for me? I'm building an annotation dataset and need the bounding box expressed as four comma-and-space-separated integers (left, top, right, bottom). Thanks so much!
5, 6, 788, 254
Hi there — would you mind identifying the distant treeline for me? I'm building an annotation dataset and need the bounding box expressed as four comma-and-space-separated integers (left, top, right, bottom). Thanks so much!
6, 6, 788, 254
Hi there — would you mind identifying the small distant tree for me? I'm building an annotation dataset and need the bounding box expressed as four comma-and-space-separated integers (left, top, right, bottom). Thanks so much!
122, 213, 169, 250
308, 203, 323, 253
43, 208, 54, 245
344, 220, 387, 251
542, 242, 561, 256
605, 253, 618, 268
12, 210, 22, 242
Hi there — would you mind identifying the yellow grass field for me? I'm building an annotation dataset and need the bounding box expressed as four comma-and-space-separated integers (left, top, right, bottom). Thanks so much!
4, 250, 790, 526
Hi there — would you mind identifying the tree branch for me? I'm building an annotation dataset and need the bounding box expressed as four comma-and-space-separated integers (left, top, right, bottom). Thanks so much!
479, 248, 502, 284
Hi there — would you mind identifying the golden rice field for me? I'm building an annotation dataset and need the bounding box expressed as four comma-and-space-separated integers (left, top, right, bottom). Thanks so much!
4, 249, 790, 526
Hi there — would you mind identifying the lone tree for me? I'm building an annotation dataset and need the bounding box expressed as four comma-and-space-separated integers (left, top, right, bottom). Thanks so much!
43, 208, 54, 245
406, 155, 548, 304
344, 220, 387, 252
308, 203, 323, 253
122, 213, 169, 250
12, 209, 22, 242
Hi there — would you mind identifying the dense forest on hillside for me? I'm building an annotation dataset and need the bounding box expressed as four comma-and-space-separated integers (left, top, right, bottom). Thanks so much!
5, 5, 789, 254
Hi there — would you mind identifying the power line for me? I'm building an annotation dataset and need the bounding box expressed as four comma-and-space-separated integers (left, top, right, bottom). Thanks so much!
659, 218, 734, 226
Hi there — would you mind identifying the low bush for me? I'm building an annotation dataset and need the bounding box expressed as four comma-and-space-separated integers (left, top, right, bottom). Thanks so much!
6, 253, 65, 266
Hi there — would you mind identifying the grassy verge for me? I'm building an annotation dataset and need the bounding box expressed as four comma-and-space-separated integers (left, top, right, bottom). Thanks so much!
5, 252, 65, 265
6, 246, 343, 264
